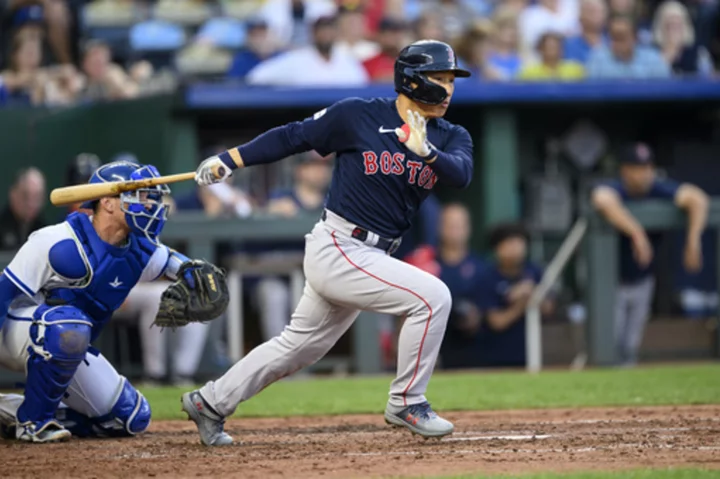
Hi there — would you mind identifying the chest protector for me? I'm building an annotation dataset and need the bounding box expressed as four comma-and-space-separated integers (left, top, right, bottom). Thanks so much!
45, 213, 157, 334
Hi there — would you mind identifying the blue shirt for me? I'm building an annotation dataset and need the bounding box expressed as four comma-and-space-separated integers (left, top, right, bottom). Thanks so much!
438, 253, 487, 369
601, 178, 680, 283
487, 52, 522, 79
228, 49, 279, 79
587, 45, 671, 79
235, 97, 474, 239
563, 35, 606, 64
476, 261, 543, 367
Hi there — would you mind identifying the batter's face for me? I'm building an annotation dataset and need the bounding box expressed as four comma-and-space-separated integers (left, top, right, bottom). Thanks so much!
420, 71, 456, 118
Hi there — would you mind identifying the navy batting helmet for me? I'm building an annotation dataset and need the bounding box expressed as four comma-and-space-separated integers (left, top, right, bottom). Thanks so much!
394, 40, 471, 106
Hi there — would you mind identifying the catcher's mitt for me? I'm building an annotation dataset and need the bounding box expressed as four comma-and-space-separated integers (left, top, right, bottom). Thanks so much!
154, 260, 229, 329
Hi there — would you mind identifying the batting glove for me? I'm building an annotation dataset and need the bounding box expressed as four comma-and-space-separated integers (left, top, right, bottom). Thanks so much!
195, 156, 232, 186
399, 110, 435, 160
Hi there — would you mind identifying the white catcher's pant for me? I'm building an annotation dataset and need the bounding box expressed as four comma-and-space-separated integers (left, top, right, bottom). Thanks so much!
200, 210, 452, 417
0, 313, 127, 418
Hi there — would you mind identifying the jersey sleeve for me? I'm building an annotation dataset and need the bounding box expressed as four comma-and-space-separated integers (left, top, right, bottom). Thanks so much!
236, 98, 358, 166
426, 124, 474, 189
3, 227, 58, 297
650, 179, 681, 199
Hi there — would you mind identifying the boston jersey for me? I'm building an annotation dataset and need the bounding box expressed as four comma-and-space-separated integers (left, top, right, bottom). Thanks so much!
237, 97, 474, 238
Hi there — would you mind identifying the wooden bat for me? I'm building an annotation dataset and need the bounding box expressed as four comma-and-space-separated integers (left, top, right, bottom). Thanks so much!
50, 172, 196, 207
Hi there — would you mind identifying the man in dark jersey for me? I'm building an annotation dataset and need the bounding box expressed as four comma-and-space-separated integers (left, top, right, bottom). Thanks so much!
182, 40, 474, 446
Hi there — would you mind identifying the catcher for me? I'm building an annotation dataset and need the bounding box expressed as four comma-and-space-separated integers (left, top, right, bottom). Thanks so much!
0, 160, 228, 443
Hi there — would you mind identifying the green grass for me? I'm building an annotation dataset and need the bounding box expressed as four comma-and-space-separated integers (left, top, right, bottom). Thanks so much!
139, 363, 720, 420
430, 469, 720, 479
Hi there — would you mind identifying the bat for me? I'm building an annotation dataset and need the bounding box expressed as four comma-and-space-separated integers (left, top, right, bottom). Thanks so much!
50, 172, 196, 207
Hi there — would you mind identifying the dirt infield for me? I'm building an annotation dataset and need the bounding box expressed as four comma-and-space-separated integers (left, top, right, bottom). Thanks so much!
3, 405, 720, 478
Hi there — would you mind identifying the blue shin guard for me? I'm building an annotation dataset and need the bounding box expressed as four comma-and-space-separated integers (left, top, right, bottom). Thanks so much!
56, 378, 151, 438
16, 305, 92, 437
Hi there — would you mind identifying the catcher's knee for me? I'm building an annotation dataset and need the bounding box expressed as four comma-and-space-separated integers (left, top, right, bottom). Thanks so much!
31, 305, 92, 363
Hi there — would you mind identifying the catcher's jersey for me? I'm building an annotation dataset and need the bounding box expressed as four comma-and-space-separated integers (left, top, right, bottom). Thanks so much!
3, 212, 179, 335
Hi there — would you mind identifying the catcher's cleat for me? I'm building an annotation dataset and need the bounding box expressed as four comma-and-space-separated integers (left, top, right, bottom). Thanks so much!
384, 402, 454, 438
181, 390, 233, 446
16, 419, 71, 443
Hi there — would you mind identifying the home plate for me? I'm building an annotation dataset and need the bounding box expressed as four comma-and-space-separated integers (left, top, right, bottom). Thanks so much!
445, 434, 552, 442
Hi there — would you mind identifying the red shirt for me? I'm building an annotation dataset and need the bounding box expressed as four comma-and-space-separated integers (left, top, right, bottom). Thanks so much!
363, 52, 395, 82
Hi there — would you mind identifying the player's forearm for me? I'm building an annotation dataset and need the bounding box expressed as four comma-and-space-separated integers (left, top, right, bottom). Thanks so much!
684, 194, 709, 245
163, 249, 191, 280
596, 204, 645, 239
486, 303, 525, 332
219, 123, 310, 170
424, 150, 473, 188
0, 273, 21, 323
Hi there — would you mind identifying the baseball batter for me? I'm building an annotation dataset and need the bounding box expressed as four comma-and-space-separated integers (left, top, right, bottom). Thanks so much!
182, 40, 474, 446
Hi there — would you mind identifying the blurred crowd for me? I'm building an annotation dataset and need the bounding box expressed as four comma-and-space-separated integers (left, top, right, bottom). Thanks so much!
1, 0, 718, 106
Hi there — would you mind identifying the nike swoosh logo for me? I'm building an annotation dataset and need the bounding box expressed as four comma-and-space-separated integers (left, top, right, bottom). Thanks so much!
378, 127, 397, 134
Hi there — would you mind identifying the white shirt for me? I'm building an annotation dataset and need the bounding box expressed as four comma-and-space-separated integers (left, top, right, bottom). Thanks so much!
519, 0, 579, 55
247, 46, 369, 87
260, 0, 337, 47
336, 40, 380, 62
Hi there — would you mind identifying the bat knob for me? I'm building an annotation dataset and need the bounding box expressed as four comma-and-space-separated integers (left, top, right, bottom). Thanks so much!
215, 166, 226, 179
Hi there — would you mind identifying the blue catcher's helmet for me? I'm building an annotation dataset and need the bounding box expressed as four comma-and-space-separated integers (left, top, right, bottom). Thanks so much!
81, 160, 170, 243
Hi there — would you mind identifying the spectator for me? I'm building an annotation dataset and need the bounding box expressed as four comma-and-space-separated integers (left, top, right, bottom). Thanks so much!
591, 142, 708, 367
0, 167, 46, 251
39, 64, 83, 106
455, 19, 504, 80
4, 0, 73, 64
435, 203, 486, 370
247, 15, 369, 86
488, 7, 523, 79
564, 0, 608, 63
228, 18, 282, 79
413, 11, 446, 42
652, 0, 714, 76
256, 152, 332, 341
519, 32, 585, 80
363, 17, 409, 82
336, 5, 380, 61
1, 30, 47, 104
587, 14, 671, 78
260, 0, 336, 48
519, 0, 580, 59
420, 0, 480, 41
79, 40, 139, 101
477, 223, 554, 368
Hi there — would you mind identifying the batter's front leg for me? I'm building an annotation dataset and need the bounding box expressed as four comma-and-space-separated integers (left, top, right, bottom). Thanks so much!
184, 282, 360, 444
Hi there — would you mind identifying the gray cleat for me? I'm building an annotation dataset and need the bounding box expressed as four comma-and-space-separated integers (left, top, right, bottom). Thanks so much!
181, 390, 234, 446
384, 402, 454, 438
16, 419, 72, 443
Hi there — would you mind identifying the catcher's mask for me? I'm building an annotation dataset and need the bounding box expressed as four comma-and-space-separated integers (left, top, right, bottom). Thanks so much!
81, 161, 170, 244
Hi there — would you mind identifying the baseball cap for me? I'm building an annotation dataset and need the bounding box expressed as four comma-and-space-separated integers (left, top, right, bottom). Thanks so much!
246, 16, 268, 30
619, 142, 654, 165
313, 15, 337, 29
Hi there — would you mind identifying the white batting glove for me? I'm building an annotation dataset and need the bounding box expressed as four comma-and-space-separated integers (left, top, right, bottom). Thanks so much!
397, 110, 434, 159
195, 156, 232, 186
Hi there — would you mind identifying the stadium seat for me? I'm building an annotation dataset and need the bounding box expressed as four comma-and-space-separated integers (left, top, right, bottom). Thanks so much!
196, 17, 246, 50
129, 20, 186, 70
220, 0, 264, 20
153, 0, 213, 27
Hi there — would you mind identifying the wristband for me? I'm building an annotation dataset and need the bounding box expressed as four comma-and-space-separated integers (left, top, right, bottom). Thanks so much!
218, 150, 238, 170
